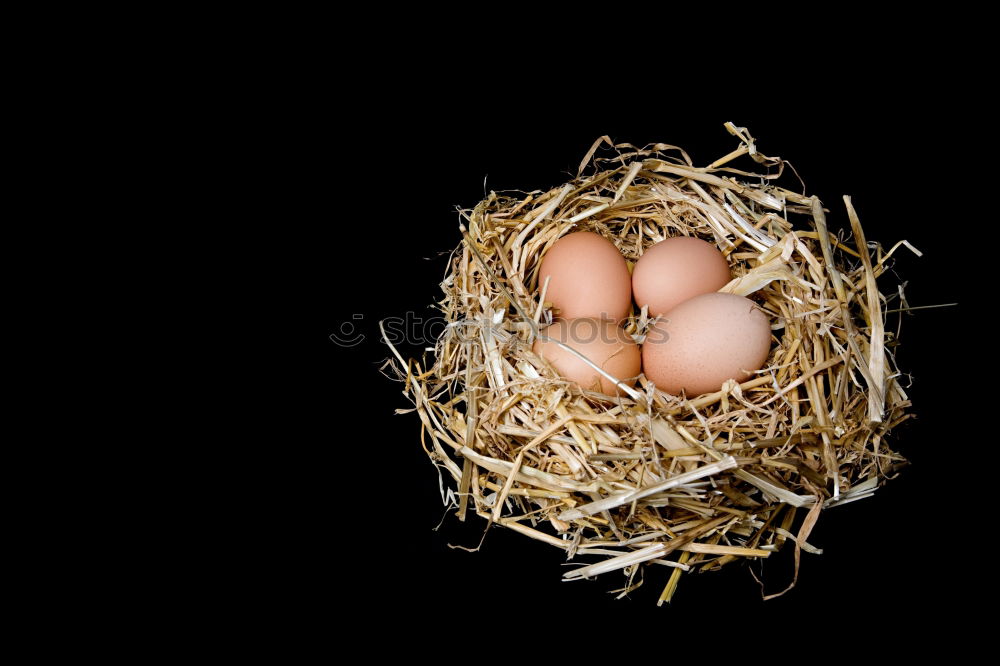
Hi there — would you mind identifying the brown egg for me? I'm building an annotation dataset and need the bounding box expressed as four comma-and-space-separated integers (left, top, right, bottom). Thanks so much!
533, 318, 641, 395
632, 236, 732, 317
537, 231, 632, 321
642, 293, 772, 396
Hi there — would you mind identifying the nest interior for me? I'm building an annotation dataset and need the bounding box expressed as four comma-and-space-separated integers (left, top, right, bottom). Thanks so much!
383, 124, 915, 603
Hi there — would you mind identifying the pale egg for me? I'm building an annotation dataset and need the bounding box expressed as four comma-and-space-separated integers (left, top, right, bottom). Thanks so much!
642, 292, 771, 396
533, 318, 640, 395
632, 236, 731, 317
537, 231, 632, 321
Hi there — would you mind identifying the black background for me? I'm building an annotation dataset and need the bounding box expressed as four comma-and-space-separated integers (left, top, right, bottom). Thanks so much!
288, 79, 980, 639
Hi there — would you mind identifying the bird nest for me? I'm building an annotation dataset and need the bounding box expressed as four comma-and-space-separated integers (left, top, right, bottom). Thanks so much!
382, 124, 916, 603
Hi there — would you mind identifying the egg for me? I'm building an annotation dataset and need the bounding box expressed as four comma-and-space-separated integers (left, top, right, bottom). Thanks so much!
537, 231, 632, 321
632, 236, 732, 317
642, 293, 771, 396
533, 318, 641, 395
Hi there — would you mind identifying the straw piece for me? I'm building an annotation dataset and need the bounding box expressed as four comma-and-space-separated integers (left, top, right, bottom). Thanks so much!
845, 195, 885, 423
458, 446, 598, 493
565, 515, 730, 581
577, 135, 613, 176
657, 551, 691, 605
763, 495, 823, 600
493, 415, 573, 521
682, 543, 770, 557
558, 457, 737, 521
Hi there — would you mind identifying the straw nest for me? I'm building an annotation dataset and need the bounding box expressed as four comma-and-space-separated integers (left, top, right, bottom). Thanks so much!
382, 123, 916, 603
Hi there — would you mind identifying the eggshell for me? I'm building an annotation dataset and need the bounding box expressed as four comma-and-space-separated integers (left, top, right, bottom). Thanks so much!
642, 293, 771, 396
537, 231, 632, 321
632, 236, 732, 317
533, 318, 640, 395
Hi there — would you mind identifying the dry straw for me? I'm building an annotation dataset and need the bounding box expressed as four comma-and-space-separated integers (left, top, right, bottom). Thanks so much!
382, 123, 918, 603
